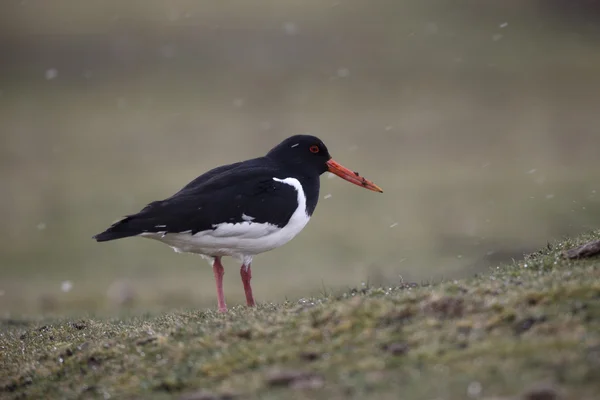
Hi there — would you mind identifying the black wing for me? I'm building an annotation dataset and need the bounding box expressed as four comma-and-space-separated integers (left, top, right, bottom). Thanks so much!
93, 158, 299, 241
170, 161, 243, 197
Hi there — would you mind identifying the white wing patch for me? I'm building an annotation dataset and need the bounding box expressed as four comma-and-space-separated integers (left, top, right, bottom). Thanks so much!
242, 213, 255, 221
210, 221, 278, 238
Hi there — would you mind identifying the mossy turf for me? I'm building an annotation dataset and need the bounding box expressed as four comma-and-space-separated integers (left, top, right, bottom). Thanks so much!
2, 232, 600, 400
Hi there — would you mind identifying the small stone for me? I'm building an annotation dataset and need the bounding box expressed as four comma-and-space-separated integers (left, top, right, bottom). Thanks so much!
383, 342, 409, 355
290, 375, 324, 390
179, 390, 236, 400
71, 321, 86, 330
136, 336, 157, 346
514, 316, 545, 335
467, 381, 482, 397
520, 381, 561, 400
265, 369, 323, 388
299, 351, 320, 361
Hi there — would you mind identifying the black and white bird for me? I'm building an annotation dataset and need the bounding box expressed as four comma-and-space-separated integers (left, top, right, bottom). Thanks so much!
93, 135, 382, 312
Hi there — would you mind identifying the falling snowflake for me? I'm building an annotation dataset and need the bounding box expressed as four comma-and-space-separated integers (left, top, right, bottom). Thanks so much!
61, 281, 73, 293
337, 68, 350, 78
283, 22, 298, 35
45, 69, 58, 80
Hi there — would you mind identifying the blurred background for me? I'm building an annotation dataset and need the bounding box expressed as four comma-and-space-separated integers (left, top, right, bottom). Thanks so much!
2, 0, 600, 316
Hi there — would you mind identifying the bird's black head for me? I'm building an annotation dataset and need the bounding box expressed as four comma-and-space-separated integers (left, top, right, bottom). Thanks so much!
266, 135, 383, 193
266, 135, 332, 175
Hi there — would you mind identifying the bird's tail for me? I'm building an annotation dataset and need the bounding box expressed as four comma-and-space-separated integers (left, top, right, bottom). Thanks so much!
93, 217, 141, 242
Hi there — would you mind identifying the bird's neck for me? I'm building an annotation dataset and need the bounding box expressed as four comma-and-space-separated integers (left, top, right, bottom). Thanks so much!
280, 169, 320, 217
298, 173, 320, 216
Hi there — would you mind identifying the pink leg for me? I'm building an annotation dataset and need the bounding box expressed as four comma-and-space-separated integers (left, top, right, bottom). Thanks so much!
240, 264, 255, 307
212, 257, 227, 313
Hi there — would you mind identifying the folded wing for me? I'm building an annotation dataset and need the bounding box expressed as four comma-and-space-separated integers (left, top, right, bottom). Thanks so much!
93, 159, 299, 242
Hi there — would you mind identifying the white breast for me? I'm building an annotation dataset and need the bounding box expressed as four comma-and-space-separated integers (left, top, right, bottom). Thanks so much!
141, 177, 311, 261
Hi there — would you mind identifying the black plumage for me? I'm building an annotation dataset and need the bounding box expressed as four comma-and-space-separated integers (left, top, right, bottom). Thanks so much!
94, 136, 327, 242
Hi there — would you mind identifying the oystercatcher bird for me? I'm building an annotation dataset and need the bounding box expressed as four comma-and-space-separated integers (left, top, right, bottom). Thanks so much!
93, 135, 382, 312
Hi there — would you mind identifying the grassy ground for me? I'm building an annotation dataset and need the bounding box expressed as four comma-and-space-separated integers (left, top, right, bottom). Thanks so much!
2, 232, 600, 399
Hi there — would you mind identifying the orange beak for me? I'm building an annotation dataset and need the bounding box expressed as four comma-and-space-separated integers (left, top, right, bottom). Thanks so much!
326, 159, 383, 193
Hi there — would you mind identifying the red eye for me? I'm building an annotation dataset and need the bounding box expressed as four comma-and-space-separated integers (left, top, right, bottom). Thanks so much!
310, 145, 320, 153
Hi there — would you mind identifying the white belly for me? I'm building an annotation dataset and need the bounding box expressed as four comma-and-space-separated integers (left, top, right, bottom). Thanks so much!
140, 177, 310, 261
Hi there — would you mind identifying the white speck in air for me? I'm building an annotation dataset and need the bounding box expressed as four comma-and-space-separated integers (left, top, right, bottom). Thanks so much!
61, 281, 73, 293
37, 222, 46, 231
45, 69, 58, 80
337, 68, 350, 78
326, 172, 335, 179
324, 194, 332, 199
545, 194, 555, 199
527, 169, 537, 174
389, 222, 398, 228
283, 22, 298, 35
499, 22, 508, 28
384, 126, 393, 131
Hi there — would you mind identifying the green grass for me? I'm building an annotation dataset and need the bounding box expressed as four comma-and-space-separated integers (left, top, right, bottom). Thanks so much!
2, 232, 600, 399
